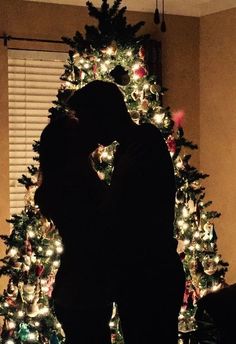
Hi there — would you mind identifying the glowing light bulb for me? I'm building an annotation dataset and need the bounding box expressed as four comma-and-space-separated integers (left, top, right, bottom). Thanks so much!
132, 63, 140, 71
126, 50, 132, 56
28, 332, 37, 341
56, 246, 63, 254
5, 340, 15, 344
17, 310, 24, 318
194, 231, 200, 238
46, 249, 53, 256
196, 244, 201, 250
182, 223, 189, 230
101, 64, 108, 72
177, 220, 184, 227
28, 230, 35, 238
8, 247, 18, 257
84, 63, 90, 69
8, 321, 16, 329
182, 206, 189, 218
53, 261, 60, 268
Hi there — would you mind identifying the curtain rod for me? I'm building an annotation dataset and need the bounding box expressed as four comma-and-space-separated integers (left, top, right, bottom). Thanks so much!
0, 34, 65, 47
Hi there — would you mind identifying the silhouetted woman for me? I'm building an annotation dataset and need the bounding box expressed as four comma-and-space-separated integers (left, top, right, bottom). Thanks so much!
35, 115, 112, 344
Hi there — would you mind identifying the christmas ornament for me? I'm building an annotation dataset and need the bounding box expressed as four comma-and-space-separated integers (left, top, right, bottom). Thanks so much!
150, 83, 161, 94
110, 65, 130, 85
50, 332, 60, 344
202, 223, 214, 241
18, 323, 30, 341
202, 255, 218, 275
140, 99, 149, 112
133, 66, 147, 78
138, 46, 145, 60
166, 135, 176, 154
130, 110, 140, 124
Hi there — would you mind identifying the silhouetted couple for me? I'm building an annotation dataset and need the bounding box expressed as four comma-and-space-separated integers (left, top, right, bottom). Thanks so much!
35, 80, 185, 344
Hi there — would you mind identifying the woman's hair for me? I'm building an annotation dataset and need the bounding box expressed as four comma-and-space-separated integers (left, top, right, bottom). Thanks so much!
35, 116, 79, 219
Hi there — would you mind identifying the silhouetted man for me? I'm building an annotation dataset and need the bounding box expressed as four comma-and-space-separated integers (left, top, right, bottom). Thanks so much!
68, 80, 185, 343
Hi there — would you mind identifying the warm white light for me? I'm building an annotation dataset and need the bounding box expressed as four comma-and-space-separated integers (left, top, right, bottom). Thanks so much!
182, 223, 189, 230
56, 246, 63, 254
8, 247, 18, 257
177, 220, 184, 227
5, 340, 15, 344
17, 310, 24, 318
84, 63, 90, 69
126, 50, 132, 56
196, 244, 201, 250
184, 239, 190, 245
143, 83, 149, 90
132, 74, 139, 81
182, 206, 189, 218
28, 230, 35, 238
101, 64, 108, 72
41, 286, 49, 293
194, 231, 200, 238
8, 321, 16, 329
54, 240, 62, 246
132, 63, 140, 71
46, 249, 53, 256
38, 246, 43, 252
34, 322, 40, 327
53, 261, 60, 268
39, 306, 49, 315
28, 332, 37, 341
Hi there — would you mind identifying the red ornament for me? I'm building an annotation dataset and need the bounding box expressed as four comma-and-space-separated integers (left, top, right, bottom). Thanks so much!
134, 66, 147, 78
166, 135, 176, 153
35, 264, 44, 277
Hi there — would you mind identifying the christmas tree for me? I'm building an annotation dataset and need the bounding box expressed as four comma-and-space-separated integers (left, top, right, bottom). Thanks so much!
0, 0, 228, 343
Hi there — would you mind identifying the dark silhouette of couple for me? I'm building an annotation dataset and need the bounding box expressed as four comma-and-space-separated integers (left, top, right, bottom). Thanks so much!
35, 80, 185, 344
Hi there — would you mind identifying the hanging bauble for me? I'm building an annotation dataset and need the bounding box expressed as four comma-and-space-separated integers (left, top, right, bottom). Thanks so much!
202, 222, 214, 241
130, 110, 140, 124
35, 264, 44, 277
202, 255, 218, 275
138, 46, 145, 60
131, 90, 140, 101
150, 83, 161, 94
18, 323, 30, 341
175, 156, 184, 170
110, 65, 130, 85
166, 135, 176, 154
140, 99, 149, 112
27, 301, 40, 318
133, 66, 147, 78
50, 332, 61, 344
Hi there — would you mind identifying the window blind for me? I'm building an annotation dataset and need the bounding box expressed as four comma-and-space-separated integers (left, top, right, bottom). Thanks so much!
8, 50, 67, 215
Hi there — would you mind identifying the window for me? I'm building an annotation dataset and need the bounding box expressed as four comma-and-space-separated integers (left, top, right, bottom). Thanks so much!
8, 50, 67, 215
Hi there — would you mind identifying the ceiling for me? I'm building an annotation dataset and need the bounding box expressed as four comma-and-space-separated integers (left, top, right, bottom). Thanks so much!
25, 0, 236, 17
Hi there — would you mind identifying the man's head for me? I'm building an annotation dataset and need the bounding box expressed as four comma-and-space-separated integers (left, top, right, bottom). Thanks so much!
67, 80, 130, 146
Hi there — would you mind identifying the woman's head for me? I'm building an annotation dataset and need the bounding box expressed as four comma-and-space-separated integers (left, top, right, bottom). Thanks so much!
67, 80, 130, 146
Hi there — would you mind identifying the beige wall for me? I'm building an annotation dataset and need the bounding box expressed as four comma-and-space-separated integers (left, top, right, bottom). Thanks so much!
0, 0, 199, 291
200, 8, 236, 284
